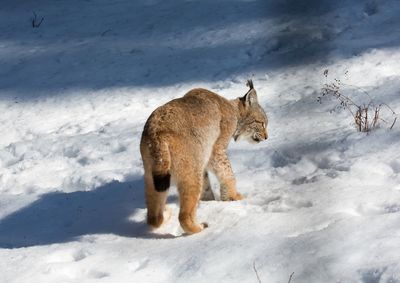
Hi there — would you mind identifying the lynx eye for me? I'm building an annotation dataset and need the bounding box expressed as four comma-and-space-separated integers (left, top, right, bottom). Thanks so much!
255, 120, 265, 128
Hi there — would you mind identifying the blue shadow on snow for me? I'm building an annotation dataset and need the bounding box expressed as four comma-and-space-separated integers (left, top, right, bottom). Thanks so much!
0, 179, 158, 248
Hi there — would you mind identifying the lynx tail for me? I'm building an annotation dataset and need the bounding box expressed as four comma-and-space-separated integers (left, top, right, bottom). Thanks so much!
149, 136, 171, 192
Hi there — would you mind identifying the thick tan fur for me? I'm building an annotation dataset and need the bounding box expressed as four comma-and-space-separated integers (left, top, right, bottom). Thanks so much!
140, 80, 268, 234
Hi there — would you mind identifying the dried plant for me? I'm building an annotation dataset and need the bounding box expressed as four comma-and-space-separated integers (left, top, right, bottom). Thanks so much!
253, 261, 262, 283
318, 69, 397, 132
31, 12, 44, 28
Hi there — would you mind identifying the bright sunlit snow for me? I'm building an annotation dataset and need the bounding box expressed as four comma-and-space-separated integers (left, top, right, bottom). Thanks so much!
1, 0, 400, 282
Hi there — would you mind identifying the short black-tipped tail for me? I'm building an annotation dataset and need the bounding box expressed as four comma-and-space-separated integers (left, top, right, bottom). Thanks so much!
147, 134, 171, 192
153, 173, 171, 192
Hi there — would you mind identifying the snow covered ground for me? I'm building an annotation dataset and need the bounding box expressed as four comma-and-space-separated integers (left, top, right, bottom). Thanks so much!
1, 0, 400, 282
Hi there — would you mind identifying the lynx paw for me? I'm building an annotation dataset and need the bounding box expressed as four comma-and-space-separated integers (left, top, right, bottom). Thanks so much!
221, 192, 244, 201
147, 206, 172, 229
229, 192, 244, 201
181, 221, 208, 235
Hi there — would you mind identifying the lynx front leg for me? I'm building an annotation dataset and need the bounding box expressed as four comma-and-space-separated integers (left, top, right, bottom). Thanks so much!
208, 148, 243, 201
200, 171, 215, 201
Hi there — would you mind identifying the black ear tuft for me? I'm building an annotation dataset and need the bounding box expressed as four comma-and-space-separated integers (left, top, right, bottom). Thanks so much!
240, 79, 257, 106
246, 79, 254, 90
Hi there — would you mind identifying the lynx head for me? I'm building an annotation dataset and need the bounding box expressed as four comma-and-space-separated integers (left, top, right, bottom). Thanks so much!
233, 80, 268, 143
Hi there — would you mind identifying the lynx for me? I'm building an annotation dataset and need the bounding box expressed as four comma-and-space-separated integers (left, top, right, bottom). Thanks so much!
140, 80, 268, 234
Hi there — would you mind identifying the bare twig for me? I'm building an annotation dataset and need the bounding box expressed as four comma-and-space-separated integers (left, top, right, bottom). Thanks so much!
379, 102, 397, 115
372, 107, 379, 128
32, 12, 44, 28
390, 117, 397, 130
341, 82, 373, 101
355, 107, 362, 131
320, 70, 397, 132
101, 29, 112, 37
253, 261, 262, 283
288, 272, 295, 283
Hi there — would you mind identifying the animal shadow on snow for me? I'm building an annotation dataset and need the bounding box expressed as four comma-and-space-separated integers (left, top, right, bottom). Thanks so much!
0, 178, 167, 248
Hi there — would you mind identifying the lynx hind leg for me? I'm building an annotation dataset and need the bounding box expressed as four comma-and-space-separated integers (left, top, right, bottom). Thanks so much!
200, 171, 215, 201
144, 169, 169, 228
177, 170, 208, 234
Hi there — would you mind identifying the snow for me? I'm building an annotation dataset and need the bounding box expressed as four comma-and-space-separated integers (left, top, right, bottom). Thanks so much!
1, 0, 400, 282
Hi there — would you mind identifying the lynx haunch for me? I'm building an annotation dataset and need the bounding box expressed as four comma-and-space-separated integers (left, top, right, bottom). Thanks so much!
140, 80, 268, 234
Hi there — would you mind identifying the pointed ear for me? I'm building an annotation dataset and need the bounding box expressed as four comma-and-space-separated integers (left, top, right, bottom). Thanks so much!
240, 79, 258, 107
243, 89, 258, 107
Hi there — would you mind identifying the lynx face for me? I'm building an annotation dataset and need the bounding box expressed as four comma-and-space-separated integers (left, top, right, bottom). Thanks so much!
233, 87, 268, 143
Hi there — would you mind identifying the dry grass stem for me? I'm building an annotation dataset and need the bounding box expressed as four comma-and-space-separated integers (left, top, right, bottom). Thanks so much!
319, 69, 397, 132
